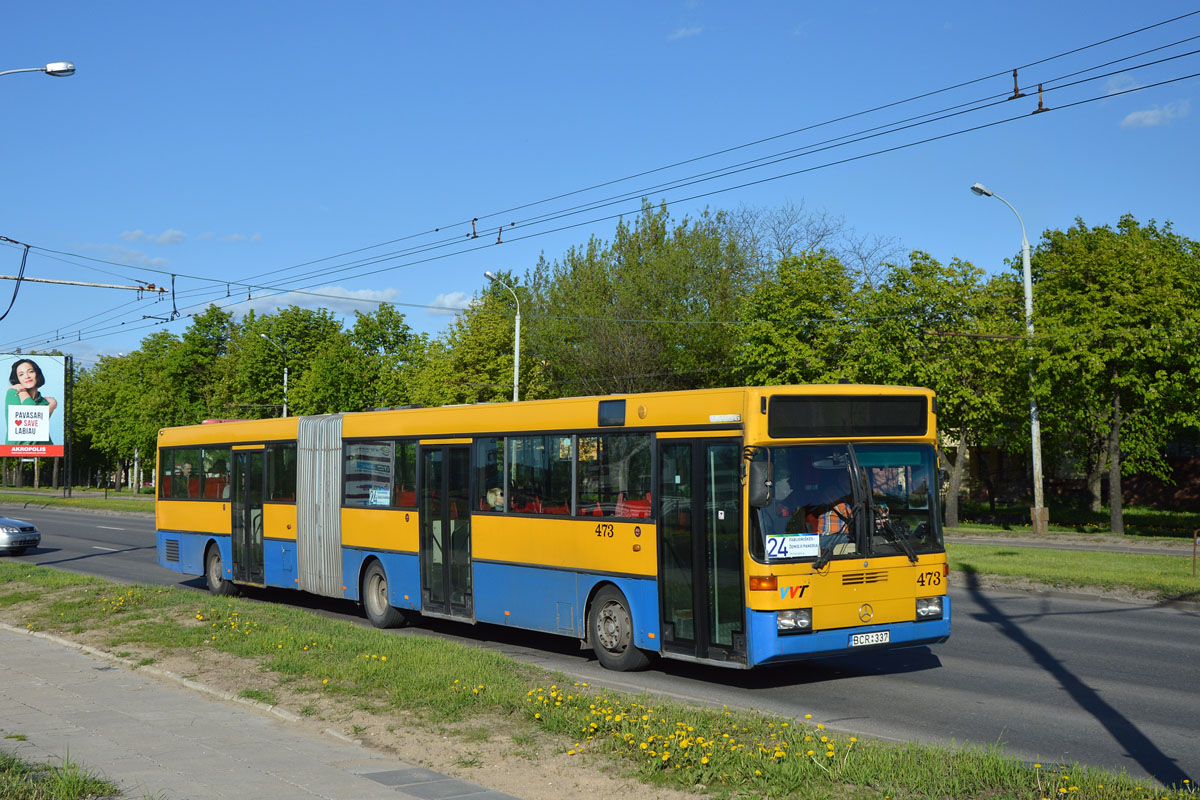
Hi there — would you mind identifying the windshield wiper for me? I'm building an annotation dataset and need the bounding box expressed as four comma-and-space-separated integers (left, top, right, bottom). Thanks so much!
811, 501, 860, 571
879, 510, 919, 563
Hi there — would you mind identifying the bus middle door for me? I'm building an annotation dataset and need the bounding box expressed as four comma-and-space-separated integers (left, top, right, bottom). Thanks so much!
419, 444, 474, 619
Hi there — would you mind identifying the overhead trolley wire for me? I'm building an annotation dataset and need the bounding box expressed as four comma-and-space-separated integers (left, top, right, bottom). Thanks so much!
16, 65, 1193, 355
49, 9, 1200, 304
7, 12, 1200, 351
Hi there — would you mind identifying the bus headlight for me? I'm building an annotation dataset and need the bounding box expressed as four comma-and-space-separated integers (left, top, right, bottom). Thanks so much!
777, 609, 812, 634
915, 597, 943, 620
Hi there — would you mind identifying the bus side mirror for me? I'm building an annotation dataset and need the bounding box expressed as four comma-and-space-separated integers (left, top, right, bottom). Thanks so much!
748, 461, 771, 508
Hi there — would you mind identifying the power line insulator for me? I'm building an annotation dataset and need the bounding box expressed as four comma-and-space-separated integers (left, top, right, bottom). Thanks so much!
1010, 68, 1026, 100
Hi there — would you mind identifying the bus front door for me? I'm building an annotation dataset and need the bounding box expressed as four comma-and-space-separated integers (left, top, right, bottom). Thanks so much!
419, 445, 473, 619
231, 448, 265, 585
657, 439, 744, 664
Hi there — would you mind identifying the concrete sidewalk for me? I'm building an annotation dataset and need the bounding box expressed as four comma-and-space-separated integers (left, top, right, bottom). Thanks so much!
0, 625, 517, 800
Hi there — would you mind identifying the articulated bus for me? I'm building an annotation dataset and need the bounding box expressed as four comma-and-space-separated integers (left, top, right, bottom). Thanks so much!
155, 385, 950, 670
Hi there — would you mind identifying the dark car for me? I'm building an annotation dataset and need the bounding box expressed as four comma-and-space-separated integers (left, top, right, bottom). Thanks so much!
0, 516, 40, 555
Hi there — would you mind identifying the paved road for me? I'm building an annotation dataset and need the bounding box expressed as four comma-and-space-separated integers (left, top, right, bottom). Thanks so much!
5, 504, 1198, 786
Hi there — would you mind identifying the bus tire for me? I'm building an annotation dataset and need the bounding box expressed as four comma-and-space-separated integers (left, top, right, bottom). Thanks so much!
205, 544, 237, 597
588, 585, 650, 671
362, 561, 406, 629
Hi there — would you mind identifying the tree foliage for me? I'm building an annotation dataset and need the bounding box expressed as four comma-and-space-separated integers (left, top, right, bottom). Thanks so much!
62, 201, 1199, 529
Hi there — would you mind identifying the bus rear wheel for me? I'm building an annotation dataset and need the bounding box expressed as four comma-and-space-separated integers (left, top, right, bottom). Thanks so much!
588, 585, 650, 671
205, 544, 237, 596
362, 561, 407, 628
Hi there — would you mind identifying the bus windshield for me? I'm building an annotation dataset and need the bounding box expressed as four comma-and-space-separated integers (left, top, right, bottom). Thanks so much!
752, 443, 943, 564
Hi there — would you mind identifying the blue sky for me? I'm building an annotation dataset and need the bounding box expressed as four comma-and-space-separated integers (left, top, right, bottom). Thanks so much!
2, 2, 1196, 367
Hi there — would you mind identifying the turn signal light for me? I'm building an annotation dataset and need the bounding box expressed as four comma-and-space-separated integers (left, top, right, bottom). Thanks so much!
749, 575, 778, 591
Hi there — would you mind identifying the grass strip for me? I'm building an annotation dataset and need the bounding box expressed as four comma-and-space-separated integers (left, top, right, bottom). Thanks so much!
947, 543, 1200, 601
0, 747, 122, 800
0, 494, 153, 514
954, 503, 1200, 539
2, 561, 1193, 799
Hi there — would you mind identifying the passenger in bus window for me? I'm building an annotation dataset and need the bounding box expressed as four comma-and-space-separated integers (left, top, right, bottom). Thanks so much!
486, 487, 505, 511
173, 461, 194, 498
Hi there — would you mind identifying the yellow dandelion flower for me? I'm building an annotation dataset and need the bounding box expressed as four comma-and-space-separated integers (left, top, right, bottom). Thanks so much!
322, 679, 329, 684
805, 714, 812, 719
808, 750, 815, 756
701, 757, 709, 764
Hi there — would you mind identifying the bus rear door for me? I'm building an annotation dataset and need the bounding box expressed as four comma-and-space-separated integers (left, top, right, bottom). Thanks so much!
419, 444, 474, 619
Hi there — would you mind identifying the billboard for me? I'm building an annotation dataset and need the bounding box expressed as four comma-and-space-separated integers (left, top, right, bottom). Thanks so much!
1, 354, 66, 457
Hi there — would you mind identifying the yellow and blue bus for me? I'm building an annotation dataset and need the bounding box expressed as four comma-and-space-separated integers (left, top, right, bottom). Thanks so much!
155, 384, 949, 670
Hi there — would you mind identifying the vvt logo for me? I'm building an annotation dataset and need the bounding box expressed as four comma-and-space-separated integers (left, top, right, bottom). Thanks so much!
779, 585, 808, 599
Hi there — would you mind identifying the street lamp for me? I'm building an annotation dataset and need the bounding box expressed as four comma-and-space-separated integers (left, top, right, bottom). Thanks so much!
0, 62, 76, 78
260, 334, 291, 417
970, 181, 1047, 534
484, 271, 520, 402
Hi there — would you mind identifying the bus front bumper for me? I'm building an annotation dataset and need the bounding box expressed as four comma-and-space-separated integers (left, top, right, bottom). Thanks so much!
744, 596, 951, 667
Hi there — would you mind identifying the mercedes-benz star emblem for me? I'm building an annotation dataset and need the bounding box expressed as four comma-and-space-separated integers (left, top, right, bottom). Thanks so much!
858, 603, 874, 622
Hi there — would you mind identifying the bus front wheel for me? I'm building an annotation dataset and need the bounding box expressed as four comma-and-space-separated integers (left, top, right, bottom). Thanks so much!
205, 544, 237, 596
588, 585, 650, 671
362, 561, 407, 629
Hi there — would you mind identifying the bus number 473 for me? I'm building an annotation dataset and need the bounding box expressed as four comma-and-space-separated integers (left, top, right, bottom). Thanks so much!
917, 571, 942, 587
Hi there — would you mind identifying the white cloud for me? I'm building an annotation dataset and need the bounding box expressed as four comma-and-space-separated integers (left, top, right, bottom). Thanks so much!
429, 292, 471, 315
224, 233, 248, 242
668, 26, 702, 41
83, 243, 169, 268
154, 229, 187, 245
1105, 73, 1140, 95
120, 229, 146, 242
228, 285, 401, 316
1121, 100, 1190, 128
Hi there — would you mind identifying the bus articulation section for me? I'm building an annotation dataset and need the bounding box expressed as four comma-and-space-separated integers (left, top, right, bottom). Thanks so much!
155, 385, 950, 670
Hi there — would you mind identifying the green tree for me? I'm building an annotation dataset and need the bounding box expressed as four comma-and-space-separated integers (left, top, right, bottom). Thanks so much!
526, 202, 753, 395
292, 331, 375, 415
846, 252, 1022, 526
1032, 215, 1200, 532
349, 303, 425, 408
737, 250, 857, 385
408, 276, 535, 406
229, 306, 344, 418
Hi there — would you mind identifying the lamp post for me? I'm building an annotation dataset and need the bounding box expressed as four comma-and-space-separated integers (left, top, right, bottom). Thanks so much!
0, 62, 76, 79
970, 182, 1047, 534
260, 334, 291, 417
484, 271, 520, 402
